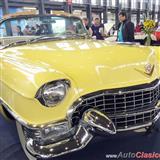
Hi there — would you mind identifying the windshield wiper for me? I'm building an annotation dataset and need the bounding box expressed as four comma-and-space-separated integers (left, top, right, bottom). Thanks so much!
0, 40, 27, 49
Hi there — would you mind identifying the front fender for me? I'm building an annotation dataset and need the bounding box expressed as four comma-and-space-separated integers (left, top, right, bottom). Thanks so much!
0, 51, 72, 98
0, 52, 80, 126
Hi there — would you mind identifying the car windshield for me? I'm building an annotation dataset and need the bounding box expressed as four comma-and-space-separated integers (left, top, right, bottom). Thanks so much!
0, 15, 88, 46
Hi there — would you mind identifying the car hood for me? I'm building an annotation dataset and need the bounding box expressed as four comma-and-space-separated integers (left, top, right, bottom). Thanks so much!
1, 39, 159, 98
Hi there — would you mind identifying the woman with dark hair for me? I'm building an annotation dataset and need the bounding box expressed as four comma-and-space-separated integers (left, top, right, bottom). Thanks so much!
16, 26, 23, 36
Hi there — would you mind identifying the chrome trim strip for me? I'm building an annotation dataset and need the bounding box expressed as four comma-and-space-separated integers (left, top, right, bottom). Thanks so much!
117, 123, 152, 132
118, 108, 160, 132
109, 107, 160, 118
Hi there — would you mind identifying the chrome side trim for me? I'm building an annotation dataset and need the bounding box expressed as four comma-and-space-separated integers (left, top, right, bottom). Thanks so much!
109, 107, 160, 118
117, 123, 152, 132
118, 108, 160, 132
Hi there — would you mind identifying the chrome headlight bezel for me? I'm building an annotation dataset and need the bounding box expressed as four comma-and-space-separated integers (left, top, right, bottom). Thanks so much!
35, 79, 70, 107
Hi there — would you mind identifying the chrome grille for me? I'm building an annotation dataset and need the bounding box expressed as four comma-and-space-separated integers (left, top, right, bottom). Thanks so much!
70, 80, 160, 131
111, 109, 159, 131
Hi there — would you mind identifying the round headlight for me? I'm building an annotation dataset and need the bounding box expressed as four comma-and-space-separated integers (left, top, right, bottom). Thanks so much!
36, 80, 70, 107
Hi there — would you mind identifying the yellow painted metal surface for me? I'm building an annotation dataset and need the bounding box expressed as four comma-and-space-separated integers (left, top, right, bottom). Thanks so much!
0, 39, 159, 126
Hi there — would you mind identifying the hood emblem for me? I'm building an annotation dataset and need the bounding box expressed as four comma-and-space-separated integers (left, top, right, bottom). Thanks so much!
144, 63, 154, 76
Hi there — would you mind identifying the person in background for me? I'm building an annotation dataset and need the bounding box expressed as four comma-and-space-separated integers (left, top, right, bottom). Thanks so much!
117, 11, 134, 42
135, 22, 143, 33
23, 25, 32, 35
16, 26, 23, 36
41, 24, 50, 35
82, 17, 93, 35
91, 17, 105, 40
35, 24, 41, 35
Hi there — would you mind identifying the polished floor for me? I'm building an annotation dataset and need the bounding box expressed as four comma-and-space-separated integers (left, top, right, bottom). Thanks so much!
0, 115, 160, 160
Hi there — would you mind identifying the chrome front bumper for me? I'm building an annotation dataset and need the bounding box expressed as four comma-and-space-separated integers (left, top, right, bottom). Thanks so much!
17, 122, 93, 159
27, 125, 93, 159
17, 108, 160, 159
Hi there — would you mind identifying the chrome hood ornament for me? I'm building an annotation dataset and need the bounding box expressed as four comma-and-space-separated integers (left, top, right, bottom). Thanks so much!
145, 63, 154, 76
82, 109, 116, 135
134, 63, 155, 77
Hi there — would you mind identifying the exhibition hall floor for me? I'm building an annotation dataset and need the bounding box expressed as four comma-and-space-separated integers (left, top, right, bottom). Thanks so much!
0, 115, 160, 160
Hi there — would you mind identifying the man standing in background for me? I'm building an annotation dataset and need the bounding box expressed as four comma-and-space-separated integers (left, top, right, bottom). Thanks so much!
82, 17, 93, 36
91, 17, 105, 40
117, 11, 135, 42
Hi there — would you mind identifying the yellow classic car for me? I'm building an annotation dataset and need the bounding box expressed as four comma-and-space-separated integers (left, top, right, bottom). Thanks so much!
0, 11, 160, 159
